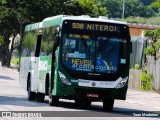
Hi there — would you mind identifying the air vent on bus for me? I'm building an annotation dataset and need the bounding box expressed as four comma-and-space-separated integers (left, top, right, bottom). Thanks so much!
98, 16, 108, 19
43, 15, 64, 21
80, 15, 91, 18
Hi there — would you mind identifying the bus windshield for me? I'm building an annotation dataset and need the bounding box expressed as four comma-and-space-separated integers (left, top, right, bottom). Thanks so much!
62, 33, 127, 74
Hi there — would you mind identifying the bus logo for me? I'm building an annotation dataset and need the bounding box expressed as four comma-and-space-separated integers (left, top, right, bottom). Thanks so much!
91, 82, 96, 87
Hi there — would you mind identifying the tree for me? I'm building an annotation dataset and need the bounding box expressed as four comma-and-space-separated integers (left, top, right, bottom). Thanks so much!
0, 35, 5, 48
0, 0, 108, 67
139, 0, 155, 6
125, 0, 155, 18
0, 0, 59, 67
0, 2, 19, 67
78, 0, 107, 17
148, 0, 160, 15
101, 0, 122, 18
100, 0, 155, 18
144, 28, 160, 57
149, 0, 160, 8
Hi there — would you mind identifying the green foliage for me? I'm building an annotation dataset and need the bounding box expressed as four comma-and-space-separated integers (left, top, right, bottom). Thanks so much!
153, 39, 160, 51
0, 0, 7, 4
154, 28, 160, 38
63, 0, 84, 15
0, 5, 18, 34
92, 2, 107, 17
144, 28, 160, 55
125, 0, 154, 18
23, 32, 36, 52
100, 0, 155, 18
148, 0, 160, 16
126, 17, 145, 24
41, 27, 56, 54
139, 0, 156, 6
78, 0, 107, 17
11, 56, 19, 65
140, 71, 153, 90
0, 0, 109, 67
134, 64, 140, 70
144, 46, 155, 55
126, 16, 160, 25
144, 30, 154, 37
101, 0, 121, 18
0, 35, 5, 47
148, 0, 160, 9
41, 41, 53, 54
157, 8, 160, 16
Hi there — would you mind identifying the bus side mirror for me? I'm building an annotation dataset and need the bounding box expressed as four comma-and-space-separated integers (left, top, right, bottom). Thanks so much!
55, 35, 60, 47
54, 26, 60, 47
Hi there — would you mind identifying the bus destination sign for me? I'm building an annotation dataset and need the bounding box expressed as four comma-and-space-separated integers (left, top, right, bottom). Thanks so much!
71, 22, 121, 32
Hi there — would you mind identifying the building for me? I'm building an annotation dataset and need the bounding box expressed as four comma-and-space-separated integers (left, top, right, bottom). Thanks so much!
129, 23, 159, 37
128, 23, 159, 68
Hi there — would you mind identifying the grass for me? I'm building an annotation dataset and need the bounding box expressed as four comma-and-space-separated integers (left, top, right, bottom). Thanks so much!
11, 56, 19, 65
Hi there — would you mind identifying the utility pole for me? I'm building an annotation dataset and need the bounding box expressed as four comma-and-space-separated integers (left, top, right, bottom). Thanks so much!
122, 0, 125, 21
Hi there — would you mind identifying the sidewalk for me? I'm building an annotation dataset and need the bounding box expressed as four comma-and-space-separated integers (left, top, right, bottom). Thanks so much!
126, 89, 160, 110
0, 62, 19, 73
0, 63, 160, 110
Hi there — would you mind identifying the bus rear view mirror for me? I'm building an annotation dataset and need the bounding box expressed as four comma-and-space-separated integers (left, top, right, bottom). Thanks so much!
54, 26, 60, 47
56, 26, 60, 33
55, 35, 60, 47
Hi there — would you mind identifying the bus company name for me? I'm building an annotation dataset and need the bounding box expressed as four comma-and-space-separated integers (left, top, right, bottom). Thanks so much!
39, 61, 48, 71
72, 59, 117, 71
72, 22, 118, 32
72, 59, 92, 66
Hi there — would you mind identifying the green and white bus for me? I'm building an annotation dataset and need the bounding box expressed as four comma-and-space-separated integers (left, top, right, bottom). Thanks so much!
19, 15, 131, 111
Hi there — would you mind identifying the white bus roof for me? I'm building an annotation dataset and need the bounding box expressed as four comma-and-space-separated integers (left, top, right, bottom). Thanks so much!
25, 15, 128, 31
61, 15, 127, 25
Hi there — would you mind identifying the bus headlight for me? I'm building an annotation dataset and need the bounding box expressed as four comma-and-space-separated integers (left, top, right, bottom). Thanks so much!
115, 77, 128, 89
58, 71, 71, 85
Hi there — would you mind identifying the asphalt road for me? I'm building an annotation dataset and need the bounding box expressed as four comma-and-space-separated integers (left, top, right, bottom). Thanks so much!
0, 66, 160, 120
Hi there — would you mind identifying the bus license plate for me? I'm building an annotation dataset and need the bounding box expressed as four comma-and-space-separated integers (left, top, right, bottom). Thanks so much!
87, 93, 99, 98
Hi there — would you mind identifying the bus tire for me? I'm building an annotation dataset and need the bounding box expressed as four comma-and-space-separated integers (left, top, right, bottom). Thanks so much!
27, 78, 35, 101
103, 99, 114, 111
49, 95, 59, 106
36, 93, 45, 102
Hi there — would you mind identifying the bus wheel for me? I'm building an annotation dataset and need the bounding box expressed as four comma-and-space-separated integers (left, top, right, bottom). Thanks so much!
103, 99, 114, 111
49, 95, 59, 106
27, 81, 35, 101
75, 99, 91, 108
36, 93, 45, 102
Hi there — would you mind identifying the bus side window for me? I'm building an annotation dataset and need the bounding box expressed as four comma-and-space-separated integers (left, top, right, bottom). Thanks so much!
35, 34, 42, 57
40, 27, 55, 56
